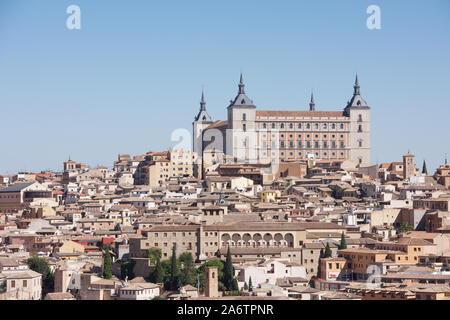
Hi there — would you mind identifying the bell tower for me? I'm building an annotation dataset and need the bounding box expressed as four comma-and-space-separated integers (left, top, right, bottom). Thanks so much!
205, 266, 219, 298
193, 90, 213, 173
403, 152, 416, 180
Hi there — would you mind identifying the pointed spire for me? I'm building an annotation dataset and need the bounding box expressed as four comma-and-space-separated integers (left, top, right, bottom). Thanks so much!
354, 73, 360, 96
200, 90, 206, 111
446, 153, 448, 165
309, 91, 315, 111
238, 73, 245, 94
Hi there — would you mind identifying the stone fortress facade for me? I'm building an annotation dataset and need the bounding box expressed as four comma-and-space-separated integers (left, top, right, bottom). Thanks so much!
193, 74, 370, 172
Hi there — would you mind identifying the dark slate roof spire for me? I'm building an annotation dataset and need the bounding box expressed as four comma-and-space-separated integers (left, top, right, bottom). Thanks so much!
200, 90, 206, 111
345, 73, 369, 110
238, 73, 245, 94
309, 91, 315, 111
354, 73, 360, 96
228, 72, 255, 108
194, 89, 212, 122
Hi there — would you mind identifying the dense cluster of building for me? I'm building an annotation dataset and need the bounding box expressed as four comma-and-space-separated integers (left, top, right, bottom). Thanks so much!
0, 75, 449, 300
0, 147, 449, 300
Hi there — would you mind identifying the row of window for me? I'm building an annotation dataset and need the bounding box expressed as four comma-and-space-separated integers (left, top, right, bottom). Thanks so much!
260, 122, 347, 130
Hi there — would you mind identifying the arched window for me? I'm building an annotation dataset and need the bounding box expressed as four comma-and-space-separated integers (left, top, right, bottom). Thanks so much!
243, 113, 246, 121
281, 123, 285, 129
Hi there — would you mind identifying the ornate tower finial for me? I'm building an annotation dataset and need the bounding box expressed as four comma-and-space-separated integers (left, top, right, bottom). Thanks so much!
354, 73, 360, 96
238, 73, 245, 94
309, 91, 315, 111
200, 90, 206, 111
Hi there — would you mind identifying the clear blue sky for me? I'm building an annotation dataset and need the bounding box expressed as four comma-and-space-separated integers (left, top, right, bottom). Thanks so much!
0, 0, 449, 173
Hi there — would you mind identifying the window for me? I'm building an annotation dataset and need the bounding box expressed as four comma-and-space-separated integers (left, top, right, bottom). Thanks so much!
23, 280, 27, 287
243, 123, 246, 132
289, 123, 293, 129
263, 123, 266, 129
281, 123, 284, 129
243, 113, 246, 121
358, 125, 363, 132
272, 123, 275, 129
340, 123, 344, 129
298, 123, 302, 129
358, 140, 363, 148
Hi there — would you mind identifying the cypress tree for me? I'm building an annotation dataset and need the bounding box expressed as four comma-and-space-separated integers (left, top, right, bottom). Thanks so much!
340, 232, 347, 250
422, 160, 428, 175
223, 246, 233, 290
103, 245, 112, 279
169, 243, 180, 290
231, 278, 239, 291
244, 282, 248, 291
154, 257, 165, 283
248, 277, 253, 292
324, 242, 332, 258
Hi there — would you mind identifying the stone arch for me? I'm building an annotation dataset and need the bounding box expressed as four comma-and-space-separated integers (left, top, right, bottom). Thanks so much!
242, 233, 251, 247
232, 233, 241, 246
221, 233, 231, 247
274, 233, 283, 247
253, 233, 262, 247
263, 233, 273, 247
284, 233, 294, 247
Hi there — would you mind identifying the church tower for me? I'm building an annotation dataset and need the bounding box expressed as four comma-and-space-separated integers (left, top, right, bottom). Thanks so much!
403, 152, 416, 180
226, 73, 257, 163
193, 90, 212, 163
344, 74, 371, 165
205, 266, 219, 298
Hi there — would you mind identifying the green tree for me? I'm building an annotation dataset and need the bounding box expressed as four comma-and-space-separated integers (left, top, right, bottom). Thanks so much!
324, 242, 332, 258
223, 246, 234, 290
103, 245, 113, 279
26, 256, 54, 295
179, 252, 196, 286
398, 222, 414, 233
231, 278, 239, 291
243, 282, 248, 291
422, 160, 428, 175
153, 257, 165, 283
168, 244, 181, 290
146, 248, 162, 265
340, 232, 347, 250
120, 260, 135, 280
248, 277, 253, 292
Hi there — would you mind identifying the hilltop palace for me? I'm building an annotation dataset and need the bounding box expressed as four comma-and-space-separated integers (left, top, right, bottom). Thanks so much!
193, 74, 370, 176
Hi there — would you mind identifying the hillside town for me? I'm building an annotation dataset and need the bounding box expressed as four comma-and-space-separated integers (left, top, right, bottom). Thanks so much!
0, 149, 449, 301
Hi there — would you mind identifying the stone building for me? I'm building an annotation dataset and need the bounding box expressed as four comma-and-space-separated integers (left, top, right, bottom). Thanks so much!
193, 74, 371, 178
